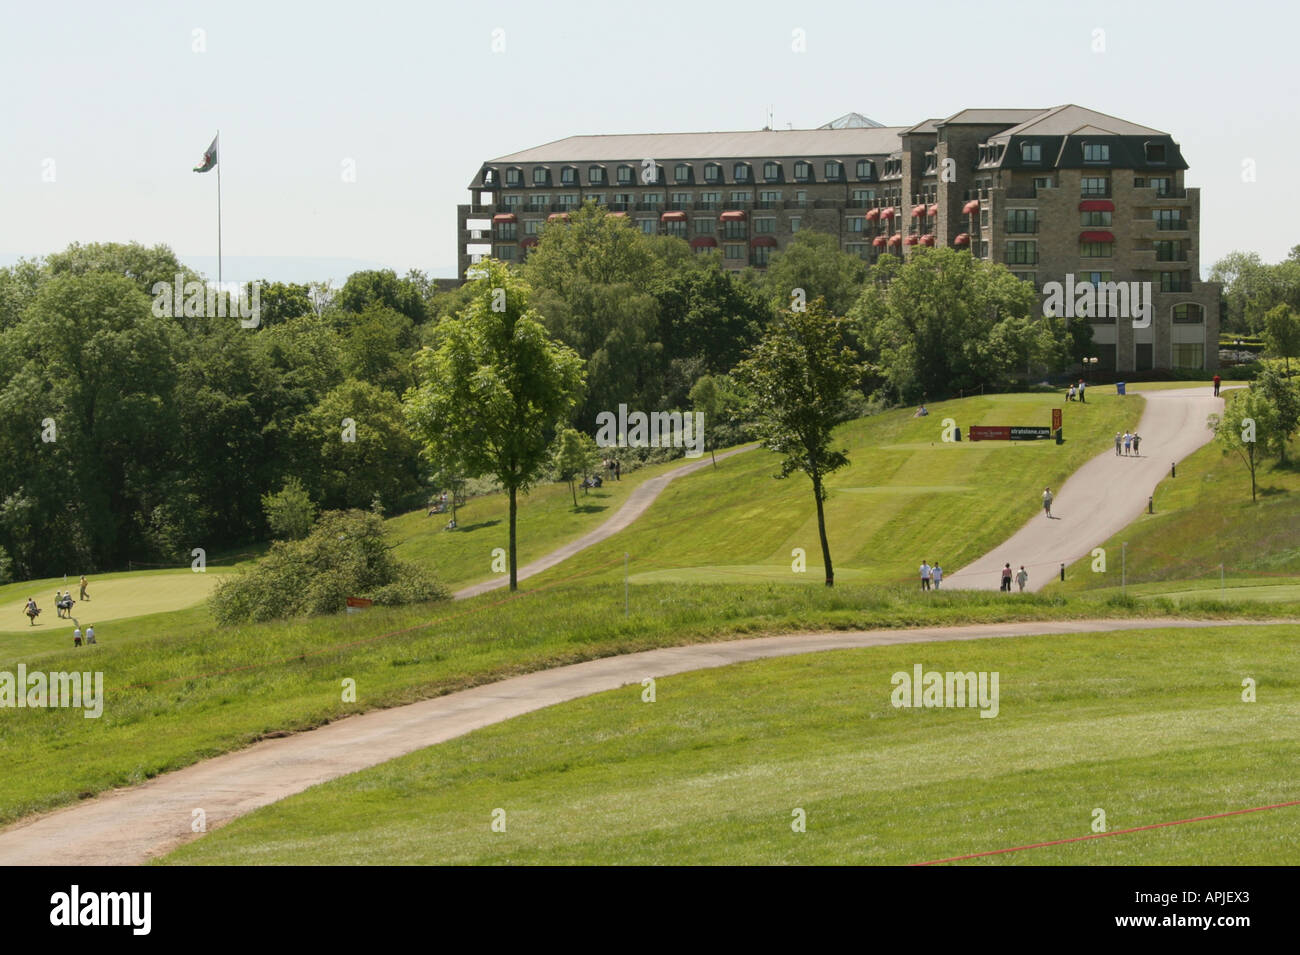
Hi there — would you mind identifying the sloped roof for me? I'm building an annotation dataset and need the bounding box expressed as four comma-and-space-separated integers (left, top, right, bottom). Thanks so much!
940, 108, 1047, 126
991, 104, 1167, 140
487, 128, 908, 163
903, 118, 943, 134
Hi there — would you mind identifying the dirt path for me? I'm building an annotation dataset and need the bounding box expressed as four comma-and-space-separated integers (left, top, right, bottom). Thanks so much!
947, 386, 1226, 592
0, 616, 1271, 866
454, 445, 755, 599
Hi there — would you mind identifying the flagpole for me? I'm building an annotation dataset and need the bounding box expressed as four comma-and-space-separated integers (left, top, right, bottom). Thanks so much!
216, 130, 223, 285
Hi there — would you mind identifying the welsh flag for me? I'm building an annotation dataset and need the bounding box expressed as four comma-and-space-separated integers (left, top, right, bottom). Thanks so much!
193, 134, 218, 173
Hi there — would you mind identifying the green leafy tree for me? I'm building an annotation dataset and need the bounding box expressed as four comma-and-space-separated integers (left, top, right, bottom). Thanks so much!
1209, 389, 1276, 502
337, 269, 427, 323
254, 281, 314, 326
523, 201, 660, 298
553, 427, 599, 505
261, 477, 317, 541
405, 260, 585, 590
761, 232, 869, 317
688, 373, 746, 466
1254, 366, 1300, 464
1262, 304, 1300, 375
735, 299, 859, 586
45, 241, 198, 299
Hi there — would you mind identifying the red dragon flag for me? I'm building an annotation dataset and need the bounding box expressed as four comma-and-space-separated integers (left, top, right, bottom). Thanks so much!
193, 134, 219, 173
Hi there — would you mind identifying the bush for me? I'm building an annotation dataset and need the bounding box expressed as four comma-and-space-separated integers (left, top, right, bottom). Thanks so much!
261, 477, 317, 541
210, 509, 447, 625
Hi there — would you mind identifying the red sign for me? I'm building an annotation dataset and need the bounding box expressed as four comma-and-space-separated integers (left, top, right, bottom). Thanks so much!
345, 597, 373, 608
969, 426, 1011, 441
1052, 408, 1062, 430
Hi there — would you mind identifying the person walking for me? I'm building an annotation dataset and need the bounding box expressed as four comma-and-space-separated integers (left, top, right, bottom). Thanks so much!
614, 459, 621, 481
79, 575, 89, 601
931, 563, 943, 589
1131, 432, 1141, 456
25, 598, 39, 626
1001, 563, 1013, 592
1114, 432, 1122, 456
919, 560, 932, 591
73, 626, 82, 647
1123, 431, 1132, 456
85, 625, 96, 645
1042, 487, 1053, 518
1213, 374, 1221, 397
1016, 566, 1029, 592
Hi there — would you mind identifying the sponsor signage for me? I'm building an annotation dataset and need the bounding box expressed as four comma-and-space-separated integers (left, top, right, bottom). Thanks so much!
1052, 408, 1062, 431
969, 426, 1054, 442
345, 597, 373, 614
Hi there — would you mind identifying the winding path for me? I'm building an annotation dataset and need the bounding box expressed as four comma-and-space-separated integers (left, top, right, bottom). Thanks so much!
0, 616, 1273, 866
947, 386, 1227, 592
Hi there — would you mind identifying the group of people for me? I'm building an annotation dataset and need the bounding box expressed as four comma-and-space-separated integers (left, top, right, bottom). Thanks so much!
602, 458, 622, 481
1000, 563, 1030, 592
1114, 431, 1142, 456
918, 560, 944, 589
20, 574, 98, 644
1066, 379, 1087, 402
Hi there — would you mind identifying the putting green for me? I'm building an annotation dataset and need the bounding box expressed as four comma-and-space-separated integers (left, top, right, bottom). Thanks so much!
0, 570, 226, 634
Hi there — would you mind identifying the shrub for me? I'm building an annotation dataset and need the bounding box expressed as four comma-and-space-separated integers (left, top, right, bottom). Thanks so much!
210, 509, 447, 625
261, 477, 317, 541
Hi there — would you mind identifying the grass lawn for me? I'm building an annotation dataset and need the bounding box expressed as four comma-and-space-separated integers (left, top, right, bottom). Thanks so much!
521, 391, 1137, 589
385, 454, 700, 590
1084, 380, 1246, 395
0, 569, 229, 636
158, 624, 1299, 865
1049, 403, 1300, 594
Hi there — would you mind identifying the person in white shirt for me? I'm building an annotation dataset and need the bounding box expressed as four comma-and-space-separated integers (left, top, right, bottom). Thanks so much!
919, 560, 932, 591
73, 626, 82, 647
85, 625, 96, 645
1042, 487, 1053, 518
931, 563, 943, 589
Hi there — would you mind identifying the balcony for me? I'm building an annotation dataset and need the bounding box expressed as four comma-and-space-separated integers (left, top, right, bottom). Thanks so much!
608, 202, 632, 212
1155, 218, 1189, 231
1155, 250, 1189, 263
635, 202, 663, 212
668, 201, 692, 211
1005, 255, 1039, 266
1004, 222, 1040, 234
1151, 187, 1189, 199
755, 199, 781, 210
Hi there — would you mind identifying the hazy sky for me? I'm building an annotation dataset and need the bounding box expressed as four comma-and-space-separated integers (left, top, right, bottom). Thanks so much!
1, 0, 1295, 280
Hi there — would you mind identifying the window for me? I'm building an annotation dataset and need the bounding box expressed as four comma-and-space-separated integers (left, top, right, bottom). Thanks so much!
697, 192, 720, 209
1033, 177, 1053, 190
1159, 271, 1190, 292
824, 160, 843, 180
722, 221, 747, 240
1079, 242, 1113, 258
1145, 143, 1167, 163
1150, 177, 1173, 196
733, 163, 751, 182
794, 161, 812, 181
588, 166, 606, 185
704, 163, 722, 183
1021, 142, 1042, 163
674, 163, 691, 183
532, 166, 549, 185
856, 159, 872, 179
483, 168, 497, 186
642, 193, 662, 208
1155, 240, 1185, 262
496, 223, 517, 240
758, 190, 781, 208
789, 216, 801, 233
502, 194, 522, 208
729, 191, 752, 204
584, 193, 605, 205
1082, 143, 1110, 163
847, 217, 866, 233
1006, 241, 1037, 265
1080, 210, 1112, 227
845, 243, 869, 260
751, 245, 773, 266
1134, 177, 1146, 188
612, 193, 633, 210
617, 165, 634, 185
1005, 209, 1037, 234
496, 245, 516, 261
524, 220, 542, 236
1173, 304, 1204, 324
1080, 177, 1109, 197
663, 220, 687, 238
763, 161, 781, 181
1153, 209, 1185, 230
852, 188, 875, 206
1173, 343, 1204, 369
794, 190, 808, 206
526, 194, 550, 210
560, 167, 577, 185
754, 217, 776, 234
1077, 271, 1112, 286
637, 219, 657, 235
558, 194, 579, 208
725, 244, 745, 260
694, 218, 715, 235
505, 167, 522, 186
980, 209, 990, 228
1011, 272, 1038, 289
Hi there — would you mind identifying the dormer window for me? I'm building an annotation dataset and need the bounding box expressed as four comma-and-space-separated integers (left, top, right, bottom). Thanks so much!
733, 162, 751, 182
1083, 143, 1110, 163
855, 159, 872, 179
588, 165, 606, 185
674, 163, 692, 183
617, 164, 634, 185
560, 166, 578, 185
704, 163, 722, 183
1144, 142, 1167, 164
1020, 142, 1042, 163
763, 161, 781, 181
824, 160, 843, 180
505, 167, 523, 186
532, 166, 550, 185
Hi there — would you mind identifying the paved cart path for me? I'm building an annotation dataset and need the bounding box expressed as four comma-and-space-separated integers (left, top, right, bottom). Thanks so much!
947, 386, 1227, 592
0, 616, 1273, 866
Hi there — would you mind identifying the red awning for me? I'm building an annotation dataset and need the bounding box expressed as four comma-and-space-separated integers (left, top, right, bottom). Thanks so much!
904, 236, 920, 246
547, 213, 570, 222
881, 207, 896, 219
1078, 200, 1115, 212
962, 199, 979, 214
608, 211, 628, 217
888, 235, 902, 246
927, 204, 938, 216
720, 210, 747, 221
865, 208, 880, 221
921, 234, 935, 246
872, 236, 887, 247
954, 233, 971, 247
660, 211, 686, 221
1080, 231, 1114, 243
690, 237, 718, 248
519, 237, 538, 248
912, 204, 926, 217
750, 236, 778, 248
492, 213, 517, 223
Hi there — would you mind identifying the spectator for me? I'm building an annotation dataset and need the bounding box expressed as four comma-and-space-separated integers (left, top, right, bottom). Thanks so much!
1114, 432, 1122, 456
919, 560, 932, 591
1001, 563, 1013, 592
73, 627, 82, 647
931, 562, 943, 589
1213, 374, 1221, 397
1132, 432, 1141, 456
1016, 566, 1029, 592
1078, 379, 1086, 403
85, 625, 96, 645
1042, 487, 1053, 518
